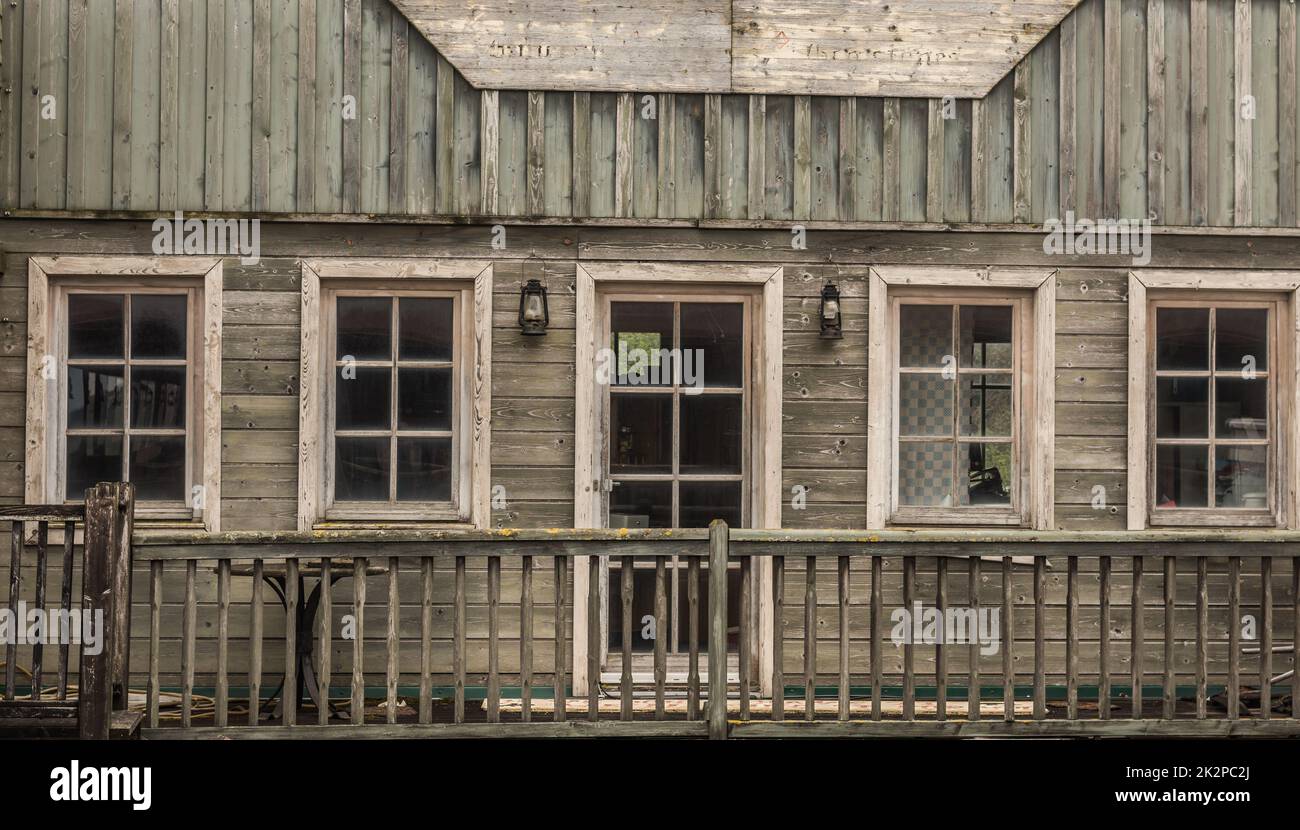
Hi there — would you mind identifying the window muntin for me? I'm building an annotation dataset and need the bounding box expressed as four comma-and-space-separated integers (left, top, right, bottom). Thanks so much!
892, 298, 1024, 523
62, 291, 192, 505
327, 292, 460, 512
1150, 302, 1275, 519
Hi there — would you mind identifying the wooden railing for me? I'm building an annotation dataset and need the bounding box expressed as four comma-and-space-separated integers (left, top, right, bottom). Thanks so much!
125, 522, 1300, 738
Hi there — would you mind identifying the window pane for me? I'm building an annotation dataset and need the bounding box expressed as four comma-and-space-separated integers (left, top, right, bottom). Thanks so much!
130, 366, 187, 429
335, 437, 390, 501
610, 393, 672, 474
129, 435, 186, 501
130, 295, 187, 359
679, 394, 742, 475
959, 374, 1012, 437
898, 373, 952, 437
336, 367, 391, 430
611, 302, 673, 387
898, 305, 952, 368
959, 306, 1013, 368
1155, 445, 1209, 508
679, 481, 742, 528
1155, 307, 1209, 370
1155, 377, 1209, 438
66, 436, 123, 498
897, 442, 953, 507
399, 297, 454, 361
336, 297, 392, 360
67, 294, 124, 359
1215, 308, 1268, 372
1215, 377, 1267, 438
397, 368, 452, 430
680, 303, 744, 388
960, 442, 1013, 506
396, 437, 452, 501
1215, 446, 1268, 509
609, 480, 672, 528
67, 366, 124, 429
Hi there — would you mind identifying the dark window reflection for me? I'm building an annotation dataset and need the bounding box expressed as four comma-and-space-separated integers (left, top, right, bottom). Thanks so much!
679, 481, 742, 528
609, 481, 672, 528
335, 437, 390, 501
679, 395, 742, 474
398, 368, 452, 430
130, 366, 187, 429
1156, 445, 1208, 508
67, 366, 124, 429
1155, 308, 1209, 370
68, 294, 124, 359
610, 394, 672, 474
66, 436, 123, 499
1215, 308, 1268, 371
337, 297, 392, 360
611, 302, 673, 387
396, 438, 451, 501
680, 303, 743, 388
336, 367, 391, 430
399, 297, 454, 361
959, 306, 1013, 368
1156, 377, 1209, 438
129, 436, 186, 501
131, 295, 187, 359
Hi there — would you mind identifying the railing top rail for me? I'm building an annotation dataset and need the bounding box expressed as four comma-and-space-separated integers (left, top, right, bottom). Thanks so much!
0, 504, 85, 522
727, 528, 1300, 545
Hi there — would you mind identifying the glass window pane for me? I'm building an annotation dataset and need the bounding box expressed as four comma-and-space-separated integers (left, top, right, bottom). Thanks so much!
67, 294, 124, 359
1155, 377, 1209, 438
396, 437, 452, 502
679, 394, 742, 475
335, 437, 390, 501
609, 480, 672, 528
336, 297, 392, 360
611, 302, 673, 387
679, 481, 742, 528
66, 436, 123, 498
1215, 446, 1268, 509
680, 303, 744, 388
67, 366, 124, 429
1155, 445, 1209, 508
1215, 308, 1268, 372
898, 305, 952, 368
960, 442, 1013, 506
898, 373, 953, 437
399, 297, 454, 361
336, 367, 391, 430
897, 442, 953, 507
1155, 307, 1209, 370
1215, 377, 1268, 438
610, 393, 672, 474
959, 374, 1012, 437
130, 295, 187, 359
129, 435, 187, 501
130, 366, 187, 429
959, 306, 1013, 368
397, 367, 452, 430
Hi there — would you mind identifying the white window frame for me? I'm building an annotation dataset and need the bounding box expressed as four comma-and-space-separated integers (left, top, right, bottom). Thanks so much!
867, 267, 1056, 530
298, 259, 493, 530
1127, 270, 1300, 530
25, 256, 223, 531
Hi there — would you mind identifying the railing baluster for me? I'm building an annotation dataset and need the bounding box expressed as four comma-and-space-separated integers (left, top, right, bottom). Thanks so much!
389, 558, 401, 725
216, 558, 230, 728
487, 556, 500, 724
58, 520, 75, 700
182, 559, 196, 728
148, 560, 162, 727
1259, 557, 1272, 720
805, 555, 817, 721
1163, 555, 1176, 720
969, 557, 980, 722
838, 555, 849, 722
520, 555, 533, 723
935, 557, 947, 722
454, 555, 466, 724
250, 559, 263, 725
620, 556, 633, 721
554, 556, 568, 723
773, 555, 785, 722
353, 556, 368, 726
1131, 555, 1143, 720
1292, 557, 1299, 720
320, 558, 332, 726
740, 555, 752, 722
707, 521, 728, 739
654, 556, 667, 721
1066, 556, 1078, 720
587, 556, 600, 722
1002, 556, 1013, 722
1228, 556, 1240, 720
1196, 556, 1207, 720
31, 521, 47, 700
419, 558, 433, 725
687, 557, 700, 721
1033, 557, 1045, 721
870, 555, 881, 722
284, 558, 299, 727
902, 556, 915, 720
1099, 555, 1111, 720
6, 520, 20, 700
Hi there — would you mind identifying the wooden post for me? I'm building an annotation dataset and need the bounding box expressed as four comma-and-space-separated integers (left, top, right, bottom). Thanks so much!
110, 483, 134, 713
707, 520, 728, 740
78, 483, 115, 740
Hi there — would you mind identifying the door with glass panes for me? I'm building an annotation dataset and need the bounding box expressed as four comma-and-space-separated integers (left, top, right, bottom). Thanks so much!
599, 292, 751, 682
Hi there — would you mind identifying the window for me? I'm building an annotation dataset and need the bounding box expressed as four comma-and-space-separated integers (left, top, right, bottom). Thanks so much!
298, 260, 492, 529
867, 267, 1056, 529
25, 257, 222, 529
